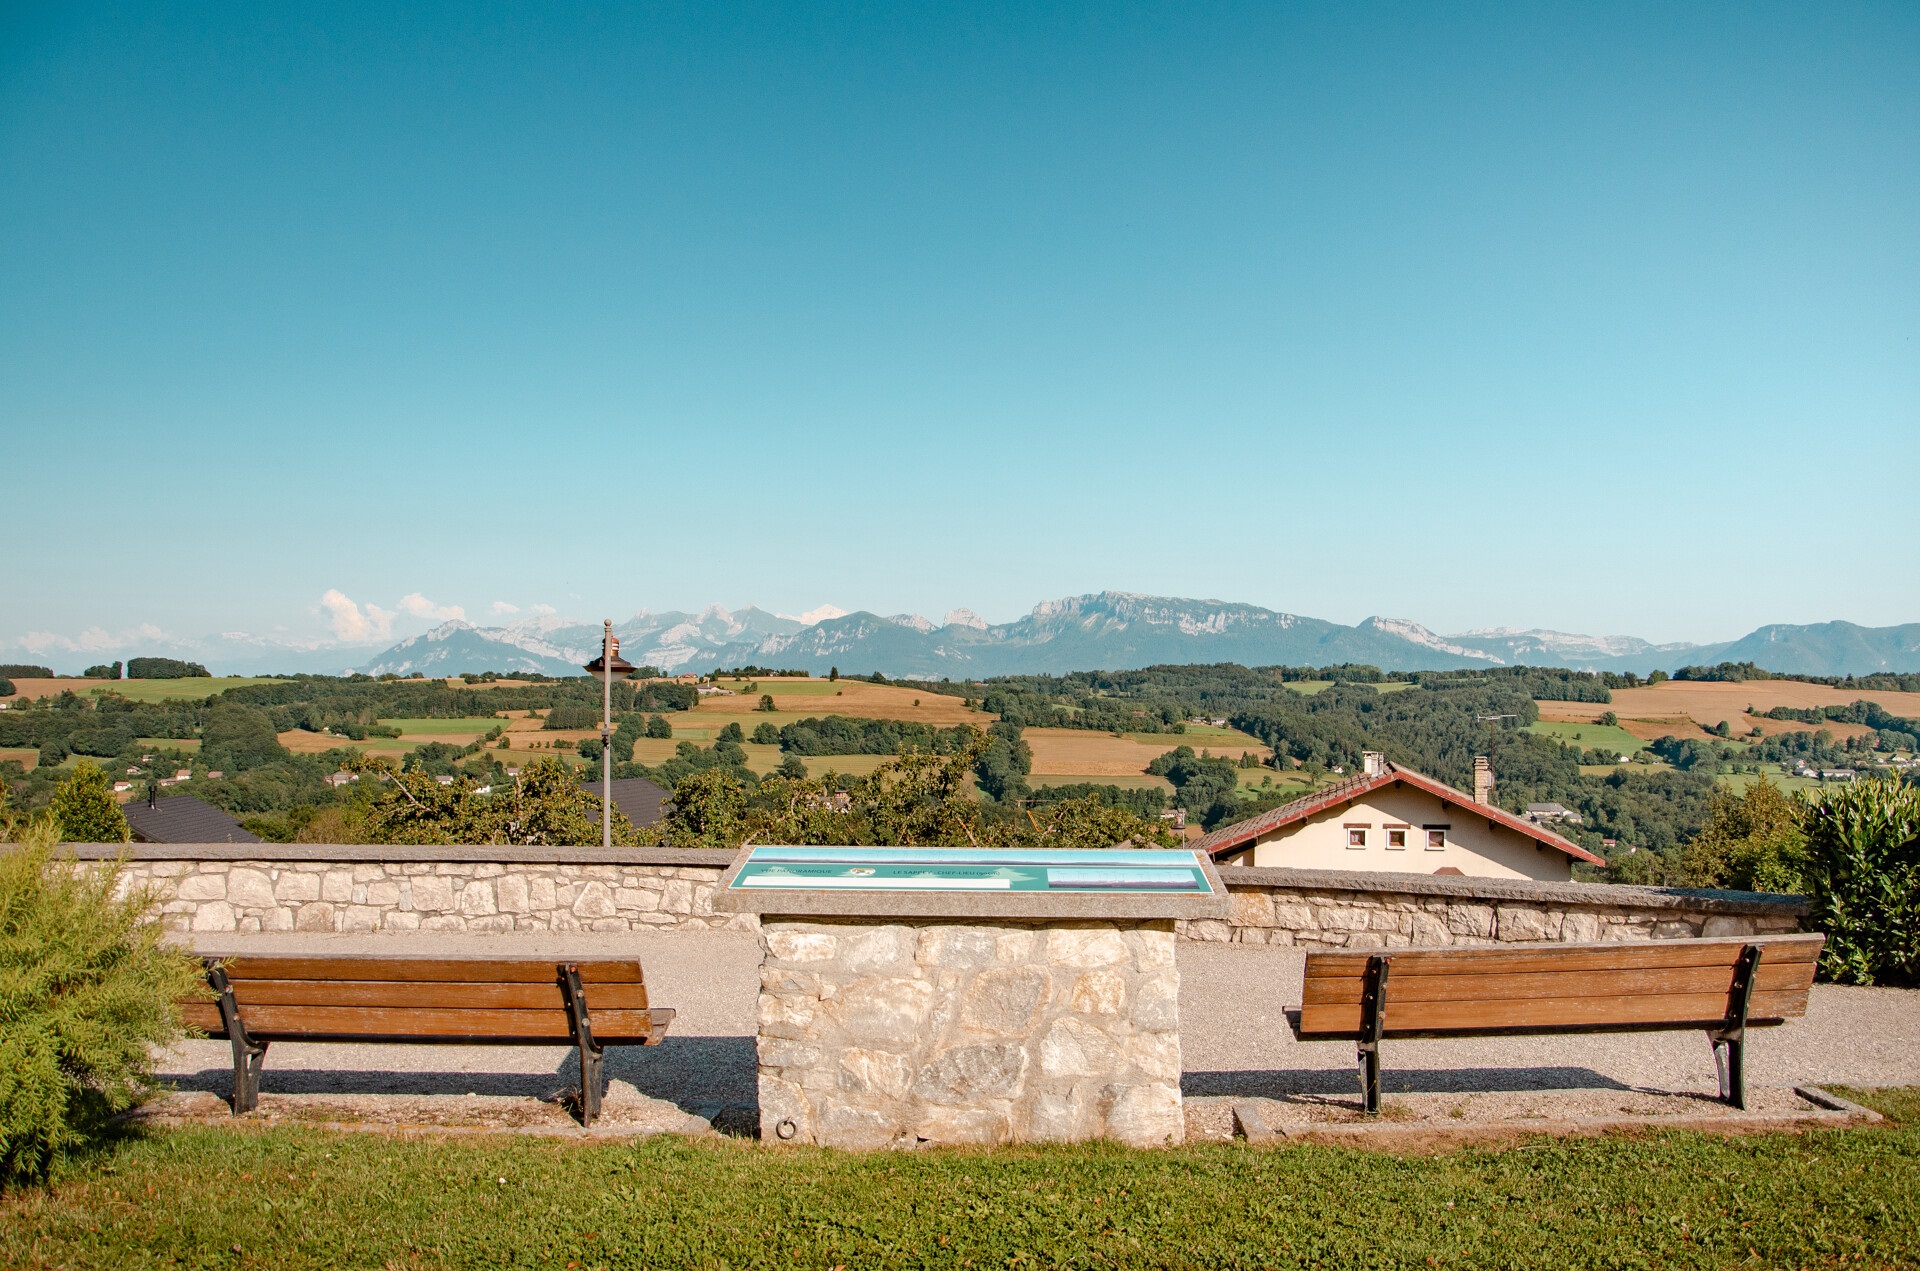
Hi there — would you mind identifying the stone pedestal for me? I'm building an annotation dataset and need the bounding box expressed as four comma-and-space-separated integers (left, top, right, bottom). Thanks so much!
755, 917, 1183, 1148
714, 847, 1230, 1149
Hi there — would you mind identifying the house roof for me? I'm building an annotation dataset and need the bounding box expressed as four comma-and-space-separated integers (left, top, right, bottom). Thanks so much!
577, 775, 670, 827
1190, 762, 1603, 865
123, 794, 262, 845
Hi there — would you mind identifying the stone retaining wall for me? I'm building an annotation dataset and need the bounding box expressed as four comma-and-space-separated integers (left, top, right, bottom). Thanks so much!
56, 847, 1807, 944
1181, 866, 1806, 947
755, 918, 1185, 1149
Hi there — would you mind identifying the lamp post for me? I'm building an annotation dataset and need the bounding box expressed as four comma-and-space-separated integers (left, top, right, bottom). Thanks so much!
583, 619, 637, 850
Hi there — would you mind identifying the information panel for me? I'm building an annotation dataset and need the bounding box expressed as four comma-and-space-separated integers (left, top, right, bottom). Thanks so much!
726, 846, 1216, 894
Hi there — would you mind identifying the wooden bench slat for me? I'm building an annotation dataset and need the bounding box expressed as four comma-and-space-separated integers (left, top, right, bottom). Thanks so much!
1302, 935, 1823, 980
215, 957, 646, 984
1300, 960, 1815, 1006
1298, 988, 1811, 1037
201, 1003, 668, 1041
229, 979, 652, 1012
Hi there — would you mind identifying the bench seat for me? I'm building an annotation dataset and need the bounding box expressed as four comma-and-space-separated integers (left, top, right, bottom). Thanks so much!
1289, 933, 1824, 1112
182, 954, 675, 1124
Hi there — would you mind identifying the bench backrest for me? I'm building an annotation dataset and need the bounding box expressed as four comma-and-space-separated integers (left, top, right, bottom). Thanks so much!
179, 956, 657, 1045
1296, 933, 1824, 1040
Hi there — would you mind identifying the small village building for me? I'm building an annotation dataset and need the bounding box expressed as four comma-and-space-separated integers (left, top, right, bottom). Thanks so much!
1192, 752, 1600, 883
123, 794, 261, 845
1526, 801, 1583, 825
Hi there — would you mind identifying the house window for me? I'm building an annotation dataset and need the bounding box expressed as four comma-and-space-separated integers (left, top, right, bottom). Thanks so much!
1345, 824, 1368, 849
1386, 826, 1408, 850
1424, 825, 1448, 851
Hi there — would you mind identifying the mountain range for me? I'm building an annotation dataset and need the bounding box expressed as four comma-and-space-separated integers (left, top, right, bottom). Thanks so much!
349, 593, 1920, 680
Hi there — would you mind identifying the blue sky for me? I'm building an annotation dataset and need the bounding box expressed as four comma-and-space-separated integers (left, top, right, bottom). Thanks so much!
3, 1, 1915, 659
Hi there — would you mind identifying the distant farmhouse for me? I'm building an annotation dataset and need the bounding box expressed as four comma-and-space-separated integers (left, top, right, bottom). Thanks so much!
123, 794, 262, 845
1195, 753, 1599, 882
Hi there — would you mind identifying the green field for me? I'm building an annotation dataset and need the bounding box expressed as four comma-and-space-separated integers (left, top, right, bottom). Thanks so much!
1717, 770, 1825, 795
1284, 680, 1415, 696
1525, 720, 1647, 756
1028, 772, 1175, 792
1157, 724, 1266, 748
90, 677, 281, 703
714, 678, 843, 696
379, 716, 504, 735
8, 1089, 1918, 1269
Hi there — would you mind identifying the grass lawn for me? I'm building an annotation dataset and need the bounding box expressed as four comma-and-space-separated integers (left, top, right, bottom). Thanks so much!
8, 1090, 1919, 1268
91, 677, 283, 703
132, 737, 201, 752
1523, 720, 1648, 756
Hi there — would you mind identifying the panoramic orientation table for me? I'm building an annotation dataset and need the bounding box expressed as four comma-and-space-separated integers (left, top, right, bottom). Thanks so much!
714, 845, 1230, 1148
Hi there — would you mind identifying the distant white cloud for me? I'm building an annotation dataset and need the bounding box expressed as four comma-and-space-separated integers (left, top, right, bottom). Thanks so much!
779, 604, 847, 625
320, 590, 394, 642
15, 623, 168, 654
490, 601, 520, 615
531, 603, 557, 616
399, 593, 467, 622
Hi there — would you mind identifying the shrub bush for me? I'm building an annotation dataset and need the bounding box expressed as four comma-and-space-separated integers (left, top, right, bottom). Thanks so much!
50, 761, 129, 844
1802, 775, 1920, 985
0, 819, 206, 1183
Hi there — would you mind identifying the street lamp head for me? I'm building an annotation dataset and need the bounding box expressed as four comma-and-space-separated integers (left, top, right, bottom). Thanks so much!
583, 651, 638, 684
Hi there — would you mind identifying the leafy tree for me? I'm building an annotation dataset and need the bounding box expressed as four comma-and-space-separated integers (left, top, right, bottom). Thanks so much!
717, 722, 745, 744
777, 754, 808, 780
353, 755, 637, 846
80, 663, 121, 679
1669, 777, 1806, 892
751, 722, 781, 746
758, 694, 776, 713
49, 762, 129, 843
201, 704, 289, 773
1800, 775, 1920, 986
829, 667, 838, 681
125, 657, 209, 679
645, 715, 673, 739
0, 678, 12, 697
0, 816, 206, 1182
0, 665, 52, 679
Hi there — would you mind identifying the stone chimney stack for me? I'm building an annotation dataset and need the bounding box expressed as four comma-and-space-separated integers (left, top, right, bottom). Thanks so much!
1362, 751, 1387, 777
1472, 756, 1494, 805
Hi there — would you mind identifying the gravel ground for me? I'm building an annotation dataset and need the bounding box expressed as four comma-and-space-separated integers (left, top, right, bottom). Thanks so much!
157, 931, 1920, 1131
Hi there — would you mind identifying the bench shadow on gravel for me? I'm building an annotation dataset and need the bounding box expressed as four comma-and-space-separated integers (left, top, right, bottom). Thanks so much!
165, 1035, 759, 1117
1184, 1066, 1633, 1098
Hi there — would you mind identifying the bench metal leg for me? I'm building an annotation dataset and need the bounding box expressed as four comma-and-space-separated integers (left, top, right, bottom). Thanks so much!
1356, 955, 1391, 1116
559, 963, 605, 1126
1709, 944, 1763, 1111
206, 962, 269, 1114
1712, 1035, 1746, 1109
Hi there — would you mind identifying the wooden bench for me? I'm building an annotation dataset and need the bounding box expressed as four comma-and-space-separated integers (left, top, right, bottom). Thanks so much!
180, 955, 675, 1125
1290, 933, 1824, 1113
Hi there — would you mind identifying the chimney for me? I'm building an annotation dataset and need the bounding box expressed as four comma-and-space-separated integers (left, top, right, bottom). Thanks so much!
1472, 756, 1494, 805
1362, 751, 1387, 777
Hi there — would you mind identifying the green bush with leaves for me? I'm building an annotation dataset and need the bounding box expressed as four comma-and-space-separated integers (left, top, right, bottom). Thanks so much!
0, 818, 206, 1183
1801, 774, 1920, 986
49, 760, 129, 844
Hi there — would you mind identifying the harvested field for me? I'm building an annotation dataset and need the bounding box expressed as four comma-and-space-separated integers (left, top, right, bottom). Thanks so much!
691, 678, 990, 725
1539, 681, 1920, 731
1024, 726, 1268, 778
0, 747, 37, 769
1541, 702, 1880, 744
1028, 772, 1175, 792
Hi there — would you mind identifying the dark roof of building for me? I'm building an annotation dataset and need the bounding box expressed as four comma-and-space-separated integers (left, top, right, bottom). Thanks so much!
578, 775, 670, 827
123, 794, 262, 844
1190, 761, 1602, 866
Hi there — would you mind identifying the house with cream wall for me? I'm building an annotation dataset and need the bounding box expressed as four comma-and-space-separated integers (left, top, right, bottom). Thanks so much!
1194, 753, 1600, 883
